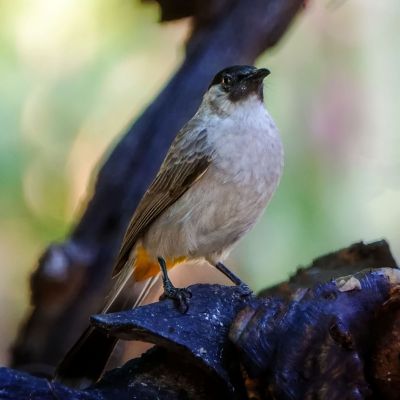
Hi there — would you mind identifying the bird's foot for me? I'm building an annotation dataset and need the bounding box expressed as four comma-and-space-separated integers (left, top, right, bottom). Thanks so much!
237, 282, 252, 297
160, 285, 192, 314
158, 257, 192, 313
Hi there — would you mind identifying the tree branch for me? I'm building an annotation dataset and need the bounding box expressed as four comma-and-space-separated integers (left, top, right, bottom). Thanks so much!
3, 241, 400, 399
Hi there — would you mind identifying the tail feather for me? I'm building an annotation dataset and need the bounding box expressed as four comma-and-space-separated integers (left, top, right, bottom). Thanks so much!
133, 275, 159, 308
102, 261, 135, 313
54, 261, 159, 388
53, 326, 118, 388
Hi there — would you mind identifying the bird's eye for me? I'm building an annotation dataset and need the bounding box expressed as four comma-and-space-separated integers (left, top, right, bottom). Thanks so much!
222, 75, 233, 87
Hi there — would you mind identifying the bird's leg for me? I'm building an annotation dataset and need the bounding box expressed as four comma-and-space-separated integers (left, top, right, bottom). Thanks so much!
214, 262, 242, 285
214, 262, 252, 295
157, 257, 192, 313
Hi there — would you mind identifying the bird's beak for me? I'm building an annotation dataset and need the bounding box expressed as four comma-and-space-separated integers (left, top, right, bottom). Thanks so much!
245, 68, 270, 81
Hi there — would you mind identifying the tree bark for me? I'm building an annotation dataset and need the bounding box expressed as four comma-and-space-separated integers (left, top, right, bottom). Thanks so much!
3, 241, 399, 399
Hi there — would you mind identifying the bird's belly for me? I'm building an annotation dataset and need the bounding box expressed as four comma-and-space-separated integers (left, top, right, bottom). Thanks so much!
143, 114, 284, 261
142, 160, 280, 262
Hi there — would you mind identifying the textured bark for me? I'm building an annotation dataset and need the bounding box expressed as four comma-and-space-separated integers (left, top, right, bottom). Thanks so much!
2, 241, 400, 399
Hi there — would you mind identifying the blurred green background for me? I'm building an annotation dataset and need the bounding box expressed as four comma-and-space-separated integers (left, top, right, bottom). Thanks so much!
0, 0, 399, 364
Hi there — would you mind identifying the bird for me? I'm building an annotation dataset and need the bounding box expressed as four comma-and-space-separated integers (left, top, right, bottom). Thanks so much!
54, 65, 284, 387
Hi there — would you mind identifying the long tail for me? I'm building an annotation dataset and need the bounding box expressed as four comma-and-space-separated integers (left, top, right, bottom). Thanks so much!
53, 261, 159, 388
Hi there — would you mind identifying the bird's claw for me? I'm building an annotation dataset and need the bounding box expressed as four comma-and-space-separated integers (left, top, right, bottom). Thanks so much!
157, 256, 192, 313
160, 287, 192, 313
238, 282, 252, 297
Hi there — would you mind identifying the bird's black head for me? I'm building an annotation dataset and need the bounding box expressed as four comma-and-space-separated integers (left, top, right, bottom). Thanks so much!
208, 65, 270, 102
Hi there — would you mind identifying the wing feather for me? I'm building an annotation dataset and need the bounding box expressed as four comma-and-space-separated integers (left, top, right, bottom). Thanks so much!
112, 126, 211, 276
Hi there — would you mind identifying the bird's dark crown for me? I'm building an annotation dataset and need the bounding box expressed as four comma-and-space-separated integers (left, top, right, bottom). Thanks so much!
208, 65, 270, 102
209, 66, 258, 88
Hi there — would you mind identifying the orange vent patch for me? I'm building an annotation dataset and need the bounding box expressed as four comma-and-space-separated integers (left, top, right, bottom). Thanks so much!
133, 245, 187, 281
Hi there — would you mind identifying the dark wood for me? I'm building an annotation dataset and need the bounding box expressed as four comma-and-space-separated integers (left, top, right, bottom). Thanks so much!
259, 240, 398, 299
370, 284, 400, 400
91, 284, 253, 391
2, 241, 399, 399
232, 268, 400, 399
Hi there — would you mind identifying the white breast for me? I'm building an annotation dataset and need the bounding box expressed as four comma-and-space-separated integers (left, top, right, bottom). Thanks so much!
209, 96, 283, 191
143, 95, 284, 263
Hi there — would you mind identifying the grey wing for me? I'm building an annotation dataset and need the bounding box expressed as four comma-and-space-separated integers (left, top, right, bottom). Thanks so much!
112, 126, 212, 276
